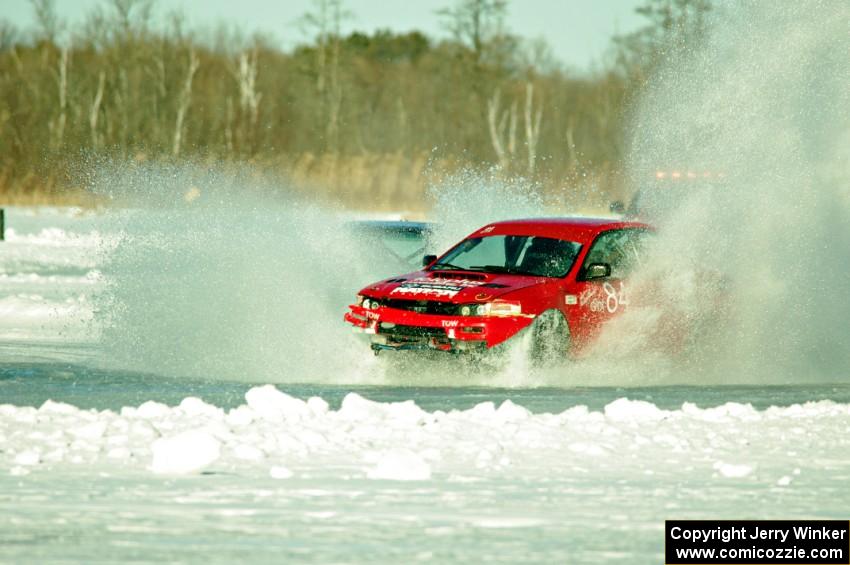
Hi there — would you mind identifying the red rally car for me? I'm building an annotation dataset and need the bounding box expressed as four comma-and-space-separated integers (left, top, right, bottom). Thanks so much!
344, 217, 654, 360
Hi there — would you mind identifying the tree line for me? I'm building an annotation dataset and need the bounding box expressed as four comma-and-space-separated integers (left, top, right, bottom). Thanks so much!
0, 0, 713, 208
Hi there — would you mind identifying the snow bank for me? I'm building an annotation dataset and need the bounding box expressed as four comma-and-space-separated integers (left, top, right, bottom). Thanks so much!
3, 227, 108, 248
0, 215, 111, 343
2, 388, 848, 481
0, 294, 94, 342
0, 294, 91, 323
0, 228, 115, 273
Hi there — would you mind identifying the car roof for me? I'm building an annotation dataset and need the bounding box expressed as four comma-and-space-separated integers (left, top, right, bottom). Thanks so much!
346, 220, 433, 234
471, 216, 652, 243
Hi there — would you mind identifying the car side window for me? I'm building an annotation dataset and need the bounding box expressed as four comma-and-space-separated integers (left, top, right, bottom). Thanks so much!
583, 229, 652, 279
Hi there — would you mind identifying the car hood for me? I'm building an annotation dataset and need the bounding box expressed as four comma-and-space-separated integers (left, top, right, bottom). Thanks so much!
360, 271, 546, 303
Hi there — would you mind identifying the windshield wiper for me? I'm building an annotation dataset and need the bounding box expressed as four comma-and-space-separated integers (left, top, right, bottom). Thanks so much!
431, 262, 468, 271
469, 265, 534, 275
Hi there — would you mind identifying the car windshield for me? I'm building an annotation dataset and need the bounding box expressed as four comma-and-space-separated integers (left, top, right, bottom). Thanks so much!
432, 235, 582, 278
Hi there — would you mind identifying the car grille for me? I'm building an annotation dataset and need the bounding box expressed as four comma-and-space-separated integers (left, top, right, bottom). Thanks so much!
381, 324, 446, 338
383, 299, 459, 315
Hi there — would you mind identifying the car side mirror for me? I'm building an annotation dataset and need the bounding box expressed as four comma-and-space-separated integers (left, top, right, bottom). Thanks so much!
422, 254, 437, 267
584, 263, 611, 280
609, 201, 625, 214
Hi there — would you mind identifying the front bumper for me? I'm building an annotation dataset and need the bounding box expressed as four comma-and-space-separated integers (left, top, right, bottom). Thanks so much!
343, 304, 534, 352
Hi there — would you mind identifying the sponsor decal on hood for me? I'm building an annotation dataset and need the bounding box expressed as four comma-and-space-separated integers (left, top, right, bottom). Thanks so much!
389, 277, 485, 299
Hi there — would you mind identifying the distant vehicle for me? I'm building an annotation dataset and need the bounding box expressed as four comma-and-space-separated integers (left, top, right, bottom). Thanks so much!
346, 220, 433, 270
611, 170, 726, 220
344, 217, 655, 361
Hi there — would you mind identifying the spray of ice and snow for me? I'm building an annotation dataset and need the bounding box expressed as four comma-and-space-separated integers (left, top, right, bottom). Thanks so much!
615, 1, 850, 383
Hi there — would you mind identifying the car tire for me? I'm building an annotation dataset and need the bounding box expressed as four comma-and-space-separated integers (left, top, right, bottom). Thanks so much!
528, 309, 570, 367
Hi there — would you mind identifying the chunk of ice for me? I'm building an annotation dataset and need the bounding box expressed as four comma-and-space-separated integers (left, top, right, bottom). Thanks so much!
245, 385, 309, 421
150, 430, 221, 474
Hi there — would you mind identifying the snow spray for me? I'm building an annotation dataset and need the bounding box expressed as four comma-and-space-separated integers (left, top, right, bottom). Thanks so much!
90, 3, 849, 386
90, 162, 403, 382
608, 1, 850, 383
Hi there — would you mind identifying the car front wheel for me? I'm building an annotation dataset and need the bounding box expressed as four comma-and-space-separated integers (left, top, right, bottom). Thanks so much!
528, 309, 571, 367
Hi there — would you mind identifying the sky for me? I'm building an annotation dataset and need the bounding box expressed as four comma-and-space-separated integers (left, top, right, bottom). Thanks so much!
0, 0, 646, 71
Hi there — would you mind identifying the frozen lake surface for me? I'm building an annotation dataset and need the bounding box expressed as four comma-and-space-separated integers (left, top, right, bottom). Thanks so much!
3, 367, 850, 564
2, 207, 849, 564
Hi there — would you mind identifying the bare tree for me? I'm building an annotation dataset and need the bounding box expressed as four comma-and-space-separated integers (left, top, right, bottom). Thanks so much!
90, 71, 105, 149
0, 1, 634, 205
224, 96, 234, 154
396, 96, 408, 150
438, 0, 507, 65
172, 49, 199, 157
300, 0, 330, 94
486, 87, 517, 170
440, 0, 511, 155
237, 50, 261, 123
145, 41, 166, 145
523, 82, 542, 175
326, 12, 342, 153
0, 20, 19, 51
230, 48, 262, 153
107, 0, 154, 41
30, 0, 62, 43
49, 45, 68, 149
613, 0, 715, 80
300, 0, 349, 153
31, 0, 65, 151
565, 116, 578, 170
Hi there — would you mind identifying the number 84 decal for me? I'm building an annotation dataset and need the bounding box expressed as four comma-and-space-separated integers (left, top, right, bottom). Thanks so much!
601, 281, 629, 313
579, 281, 630, 313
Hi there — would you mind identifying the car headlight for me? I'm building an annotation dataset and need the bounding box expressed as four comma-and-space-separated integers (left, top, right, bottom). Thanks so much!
484, 301, 522, 316
458, 301, 521, 316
